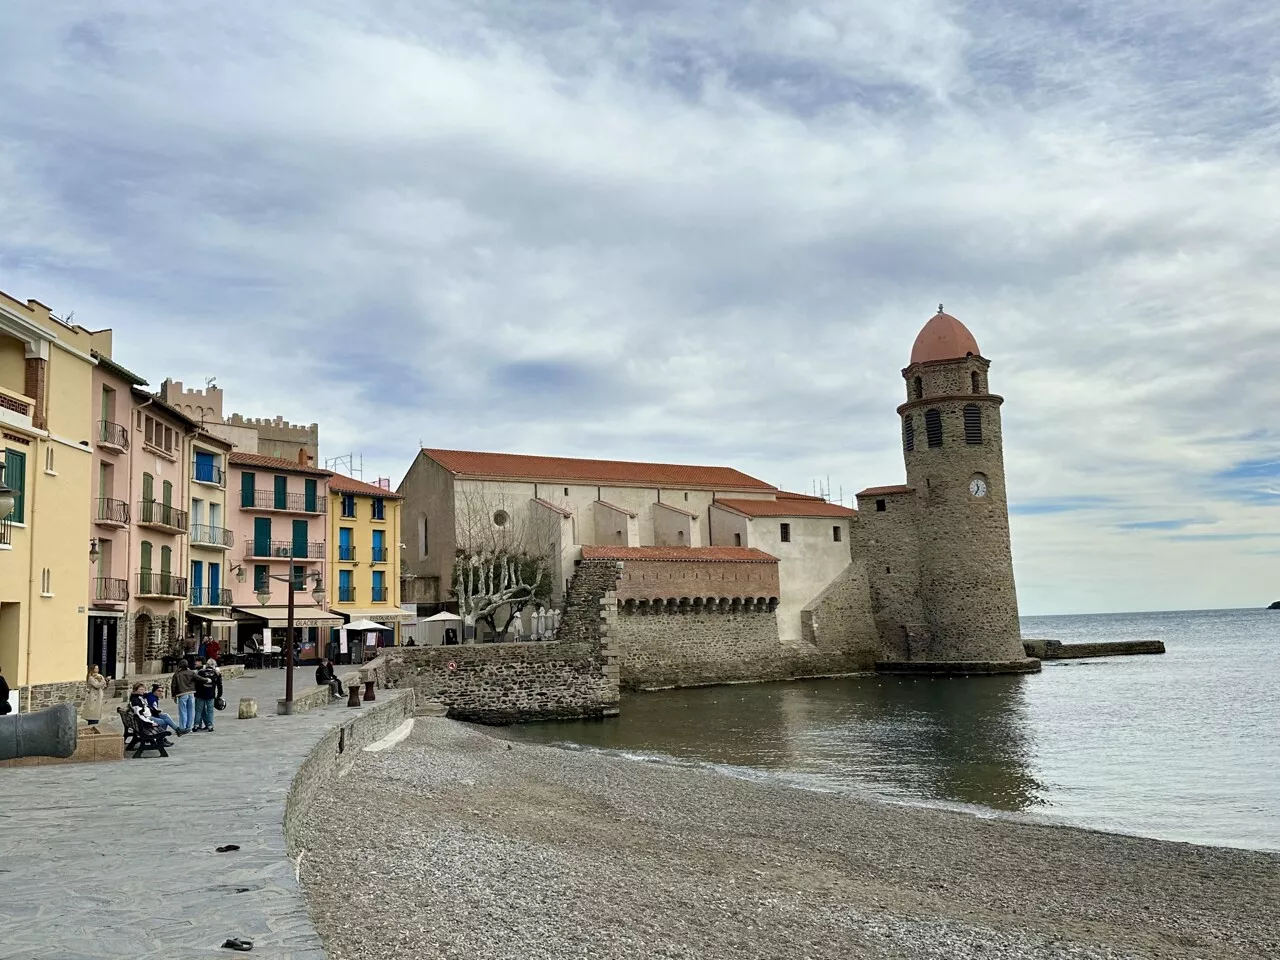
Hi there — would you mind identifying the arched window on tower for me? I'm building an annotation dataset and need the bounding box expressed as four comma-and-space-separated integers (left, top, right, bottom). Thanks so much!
964, 404, 983, 444
971, 371, 981, 394
925, 409, 943, 447
913, 376, 923, 400
903, 415, 915, 452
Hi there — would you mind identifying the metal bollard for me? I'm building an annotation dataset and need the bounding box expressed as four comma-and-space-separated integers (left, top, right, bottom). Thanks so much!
362, 680, 376, 703
346, 685, 362, 708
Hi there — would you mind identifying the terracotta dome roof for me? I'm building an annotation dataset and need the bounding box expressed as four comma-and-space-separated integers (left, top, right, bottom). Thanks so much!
910, 308, 981, 364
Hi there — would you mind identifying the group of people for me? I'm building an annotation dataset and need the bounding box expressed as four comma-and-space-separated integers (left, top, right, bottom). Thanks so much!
122, 658, 224, 744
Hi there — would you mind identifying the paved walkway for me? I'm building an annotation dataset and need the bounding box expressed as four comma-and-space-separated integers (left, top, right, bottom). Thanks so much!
0, 669, 364, 960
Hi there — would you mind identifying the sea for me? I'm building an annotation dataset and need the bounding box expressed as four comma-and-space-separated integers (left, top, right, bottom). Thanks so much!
506, 608, 1280, 851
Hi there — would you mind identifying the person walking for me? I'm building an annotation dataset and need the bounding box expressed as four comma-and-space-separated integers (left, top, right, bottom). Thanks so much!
192, 658, 223, 732
171, 658, 198, 732
83, 665, 107, 726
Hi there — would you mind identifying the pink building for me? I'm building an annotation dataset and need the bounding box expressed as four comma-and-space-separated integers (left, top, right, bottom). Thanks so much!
226, 452, 338, 659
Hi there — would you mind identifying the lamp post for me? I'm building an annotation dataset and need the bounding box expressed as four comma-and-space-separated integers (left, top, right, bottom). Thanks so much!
256, 570, 326, 714
0, 460, 15, 522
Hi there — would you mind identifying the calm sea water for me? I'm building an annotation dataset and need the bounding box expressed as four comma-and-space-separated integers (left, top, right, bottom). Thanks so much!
507, 608, 1280, 851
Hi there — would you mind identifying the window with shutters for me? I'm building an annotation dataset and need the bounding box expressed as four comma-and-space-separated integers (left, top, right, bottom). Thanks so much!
964, 405, 983, 444
903, 415, 915, 452
925, 409, 943, 447
3, 448, 26, 523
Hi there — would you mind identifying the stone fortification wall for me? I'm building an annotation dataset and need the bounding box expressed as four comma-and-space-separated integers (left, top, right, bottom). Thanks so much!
374, 558, 621, 723
614, 557, 779, 602
284, 690, 416, 856
613, 606, 784, 690
854, 491, 925, 659
228, 413, 319, 463
797, 560, 881, 673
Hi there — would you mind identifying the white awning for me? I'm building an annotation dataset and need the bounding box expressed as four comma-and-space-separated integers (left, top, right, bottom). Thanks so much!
332, 609, 414, 623
423, 611, 463, 622
344, 618, 395, 632
188, 613, 238, 626
231, 606, 343, 628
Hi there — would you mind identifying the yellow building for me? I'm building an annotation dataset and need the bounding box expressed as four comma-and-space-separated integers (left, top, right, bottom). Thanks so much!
326, 473, 409, 655
1, 291, 102, 711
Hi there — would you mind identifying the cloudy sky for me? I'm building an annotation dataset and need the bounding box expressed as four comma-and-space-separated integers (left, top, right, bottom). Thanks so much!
2, 1, 1278, 615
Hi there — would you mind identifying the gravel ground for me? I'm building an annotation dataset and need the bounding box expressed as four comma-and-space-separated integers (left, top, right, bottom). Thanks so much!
298, 719, 1279, 960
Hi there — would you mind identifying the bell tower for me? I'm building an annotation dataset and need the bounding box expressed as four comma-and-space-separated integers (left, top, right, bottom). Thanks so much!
883, 306, 1038, 673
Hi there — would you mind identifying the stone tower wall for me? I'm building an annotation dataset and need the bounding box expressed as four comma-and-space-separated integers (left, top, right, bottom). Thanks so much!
899, 359, 1023, 662
160, 379, 226, 425
853, 492, 925, 660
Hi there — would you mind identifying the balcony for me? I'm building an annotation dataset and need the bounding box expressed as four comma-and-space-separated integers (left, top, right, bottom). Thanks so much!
0, 515, 11, 548
244, 539, 326, 561
241, 489, 324, 514
137, 500, 189, 534
135, 571, 187, 599
338, 586, 356, 603
190, 586, 233, 608
97, 420, 129, 453
92, 577, 129, 603
338, 545, 357, 562
94, 497, 130, 528
371, 586, 388, 602
370, 547, 388, 563
190, 523, 235, 549
193, 460, 225, 487
0, 385, 34, 432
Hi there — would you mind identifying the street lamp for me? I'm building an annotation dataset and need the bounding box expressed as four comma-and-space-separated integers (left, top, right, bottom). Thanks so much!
0, 461, 15, 521
256, 568, 326, 714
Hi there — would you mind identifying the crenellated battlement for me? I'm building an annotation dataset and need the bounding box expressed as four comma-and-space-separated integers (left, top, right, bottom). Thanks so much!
160, 378, 225, 423
226, 413, 318, 434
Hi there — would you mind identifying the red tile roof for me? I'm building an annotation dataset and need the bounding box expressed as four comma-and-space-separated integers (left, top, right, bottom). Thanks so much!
654, 501, 697, 518
856, 485, 914, 497
227, 452, 331, 478
713, 497, 855, 518
582, 545, 778, 564
776, 490, 825, 501
328, 473, 403, 499
595, 500, 636, 517
422, 448, 775, 491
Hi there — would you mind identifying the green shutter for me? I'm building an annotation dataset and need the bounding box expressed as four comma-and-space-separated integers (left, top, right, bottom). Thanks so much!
140, 540, 152, 571
142, 472, 154, 503
162, 479, 172, 507
160, 545, 172, 574
274, 475, 287, 510
241, 471, 255, 508
292, 519, 308, 558
3, 449, 26, 524
304, 478, 317, 512
254, 516, 272, 557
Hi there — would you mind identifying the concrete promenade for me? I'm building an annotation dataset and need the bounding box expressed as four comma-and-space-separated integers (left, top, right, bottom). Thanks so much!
0, 669, 364, 960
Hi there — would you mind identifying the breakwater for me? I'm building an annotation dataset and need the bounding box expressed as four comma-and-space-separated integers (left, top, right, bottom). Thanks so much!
1023, 638, 1166, 659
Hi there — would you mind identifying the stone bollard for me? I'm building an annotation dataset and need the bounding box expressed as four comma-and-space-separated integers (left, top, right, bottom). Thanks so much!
362, 680, 376, 703
346, 685, 363, 708
238, 698, 258, 720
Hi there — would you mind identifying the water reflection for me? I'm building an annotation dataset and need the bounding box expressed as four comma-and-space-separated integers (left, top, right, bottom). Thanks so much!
509, 674, 1044, 812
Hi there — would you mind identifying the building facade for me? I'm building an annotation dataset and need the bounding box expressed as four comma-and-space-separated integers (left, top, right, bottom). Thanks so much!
327, 473, 409, 644
187, 429, 235, 649
161, 379, 319, 466
1, 292, 99, 710
855, 309, 1037, 673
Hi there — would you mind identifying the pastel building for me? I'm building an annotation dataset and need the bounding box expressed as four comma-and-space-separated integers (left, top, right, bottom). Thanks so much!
1, 292, 99, 711
327, 473, 409, 645
186, 429, 235, 649
226, 452, 339, 658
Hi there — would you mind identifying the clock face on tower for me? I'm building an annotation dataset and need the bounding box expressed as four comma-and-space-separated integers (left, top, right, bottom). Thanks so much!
970, 476, 988, 498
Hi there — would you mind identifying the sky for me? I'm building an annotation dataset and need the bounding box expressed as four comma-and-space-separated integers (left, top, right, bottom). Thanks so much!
1, 0, 1278, 616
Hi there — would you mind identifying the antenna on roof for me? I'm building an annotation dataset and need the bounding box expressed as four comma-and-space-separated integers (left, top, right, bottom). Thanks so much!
205, 377, 217, 390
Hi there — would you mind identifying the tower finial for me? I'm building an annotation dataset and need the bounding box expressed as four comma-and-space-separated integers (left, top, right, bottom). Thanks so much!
938, 303, 944, 314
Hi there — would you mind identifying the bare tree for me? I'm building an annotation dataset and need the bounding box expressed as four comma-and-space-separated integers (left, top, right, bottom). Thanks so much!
452, 485, 559, 640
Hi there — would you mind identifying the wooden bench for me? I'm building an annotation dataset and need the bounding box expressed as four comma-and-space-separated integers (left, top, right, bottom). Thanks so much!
117, 706, 170, 759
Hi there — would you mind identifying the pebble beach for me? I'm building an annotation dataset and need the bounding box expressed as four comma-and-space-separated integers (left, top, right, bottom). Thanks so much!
298, 719, 1279, 960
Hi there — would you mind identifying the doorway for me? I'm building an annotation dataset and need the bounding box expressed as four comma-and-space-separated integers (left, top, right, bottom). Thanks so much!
87, 616, 119, 678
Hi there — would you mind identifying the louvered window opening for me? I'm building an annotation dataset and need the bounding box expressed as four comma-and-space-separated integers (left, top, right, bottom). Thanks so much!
903, 415, 915, 451
925, 409, 943, 447
964, 404, 983, 444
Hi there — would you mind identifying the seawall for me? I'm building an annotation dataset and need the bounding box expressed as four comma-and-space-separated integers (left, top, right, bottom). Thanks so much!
1023, 639, 1166, 659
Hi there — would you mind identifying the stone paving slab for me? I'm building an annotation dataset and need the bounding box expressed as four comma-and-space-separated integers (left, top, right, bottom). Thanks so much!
0, 669, 368, 959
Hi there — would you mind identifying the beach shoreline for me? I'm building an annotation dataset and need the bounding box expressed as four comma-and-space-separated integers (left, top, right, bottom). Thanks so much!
298, 719, 1279, 960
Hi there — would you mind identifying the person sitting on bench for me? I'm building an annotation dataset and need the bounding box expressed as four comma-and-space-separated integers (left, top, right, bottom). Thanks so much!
141, 683, 186, 736
127, 684, 175, 746
315, 658, 345, 697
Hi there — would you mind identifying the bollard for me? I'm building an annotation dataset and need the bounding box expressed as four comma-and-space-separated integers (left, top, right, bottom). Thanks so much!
346, 685, 363, 708
362, 680, 376, 703
238, 698, 258, 720
0, 703, 78, 761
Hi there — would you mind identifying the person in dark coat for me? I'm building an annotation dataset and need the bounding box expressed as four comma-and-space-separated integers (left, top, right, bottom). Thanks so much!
0, 665, 10, 715
315, 659, 344, 698
192, 659, 223, 732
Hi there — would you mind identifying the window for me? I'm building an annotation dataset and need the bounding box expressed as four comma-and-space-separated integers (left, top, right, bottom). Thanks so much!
372, 529, 386, 562
371, 497, 385, 521
372, 570, 386, 602
833, 526, 842, 542
160, 545, 172, 574
925, 408, 943, 447
292, 565, 306, 590
903, 415, 915, 452
44, 446, 54, 473
734, 533, 742, 546
418, 515, 428, 559
144, 417, 154, 446
254, 564, 269, 592
913, 376, 923, 400
876, 499, 886, 512
683, 492, 689, 501
274, 475, 288, 510
241, 471, 256, 508
780, 523, 791, 543
3, 449, 26, 523
341, 493, 356, 518
339, 568, 354, 603
40, 567, 52, 595
339, 527, 354, 561
304, 478, 317, 512
563, 487, 569, 496
964, 404, 983, 444
163, 426, 173, 452
162, 479, 173, 507
971, 371, 981, 394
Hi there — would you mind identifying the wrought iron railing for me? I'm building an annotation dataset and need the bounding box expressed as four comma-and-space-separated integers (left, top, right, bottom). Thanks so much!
244, 539, 326, 560
98, 420, 129, 449
193, 460, 225, 486
241, 489, 324, 513
190, 586, 233, 607
0, 514, 11, 547
190, 523, 235, 548
93, 577, 129, 602
370, 547, 388, 563
95, 497, 130, 525
137, 500, 189, 532
136, 571, 187, 598
371, 586, 388, 602
339, 585, 356, 603
338, 544, 356, 561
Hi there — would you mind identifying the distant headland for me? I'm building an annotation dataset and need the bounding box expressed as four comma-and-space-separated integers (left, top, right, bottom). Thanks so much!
1269, 601, 1280, 610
